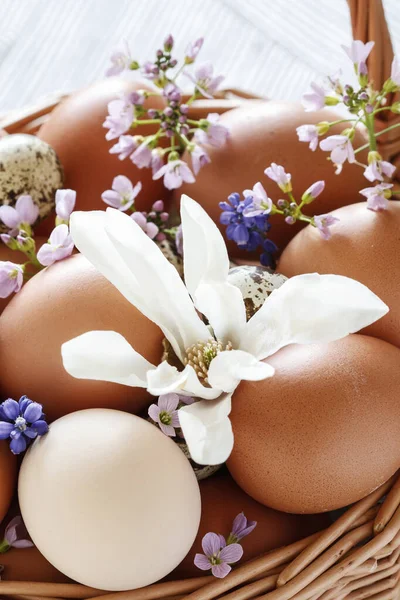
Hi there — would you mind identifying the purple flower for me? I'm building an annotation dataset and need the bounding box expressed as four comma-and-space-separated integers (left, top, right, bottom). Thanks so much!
220, 193, 270, 252
37, 224, 74, 267
342, 40, 374, 67
319, 135, 355, 167
185, 62, 224, 99
164, 34, 174, 51
227, 513, 257, 544
260, 238, 278, 269
1, 516, 34, 552
55, 189, 76, 221
390, 57, 400, 86
151, 149, 164, 176
360, 183, 393, 211
131, 212, 159, 240
141, 61, 159, 80
148, 394, 181, 436
153, 160, 195, 190
185, 37, 204, 63
194, 532, 243, 578
110, 135, 139, 160
194, 113, 229, 148
190, 145, 211, 175
314, 214, 340, 240
0, 261, 24, 298
243, 182, 272, 217
0, 396, 48, 455
101, 176, 142, 211
0, 195, 39, 230
103, 98, 134, 141
302, 82, 326, 112
163, 83, 182, 103
175, 224, 183, 256
131, 141, 153, 169
106, 49, 132, 77
364, 154, 396, 183
296, 124, 319, 151
264, 163, 292, 193
301, 180, 325, 204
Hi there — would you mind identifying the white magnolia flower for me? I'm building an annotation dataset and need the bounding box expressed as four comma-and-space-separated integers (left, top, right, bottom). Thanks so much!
62, 196, 388, 465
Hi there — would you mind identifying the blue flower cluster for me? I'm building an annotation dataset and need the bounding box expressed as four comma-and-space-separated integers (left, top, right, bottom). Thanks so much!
0, 396, 48, 455
219, 193, 277, 268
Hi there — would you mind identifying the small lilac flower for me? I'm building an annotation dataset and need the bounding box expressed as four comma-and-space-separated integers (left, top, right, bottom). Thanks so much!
360, 183, 393, 211
194, 113, 229, 148
106, 49, 132, 77
185, 37, 204, 63
131, 141, 153, 169
103, 98, 134, 141
296, 124, 319, 151
0, 396, 48, 455
0, 261, 24, 298
110, 135, 139, 160
37, 225, 74, 267
390, 56, 400, 86
128, 91, 145, 106
55, 189, 76, 221
190, 145, 211, 175
265, 163, 292, 193
131, 212, 159, 240
1, 516, 34, 552
364, 154, 396, 183
243, 182, 272, 217
342, 40, 374, 68
319, 135, 355, 167
194, 532, 243, 578
163, 83, 182, 103
101, 176, 142, 211
227, 513, 257, 544
0, 195, 39, 230
153, 160, 195, 190
141, 61, 159, 80
185, 62, 224, 99
301, 180, 325, 204
148, 394, 181, 436
175, 224, 183, 256
302, 82, 326, 112
151, 149, 164, 176
314, 214, 340, 240
220, 193, 269, 251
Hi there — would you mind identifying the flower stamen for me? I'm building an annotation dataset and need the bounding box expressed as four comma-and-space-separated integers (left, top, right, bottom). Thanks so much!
184, 338, 233, 384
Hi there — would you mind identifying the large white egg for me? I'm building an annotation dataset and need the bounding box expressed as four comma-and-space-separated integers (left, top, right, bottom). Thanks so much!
18, 409, 201, 591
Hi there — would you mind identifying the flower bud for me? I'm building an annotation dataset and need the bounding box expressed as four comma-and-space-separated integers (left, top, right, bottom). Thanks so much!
0, 234, 18, 250
17, 234, 36, 253
391, 101, 400, 114
325, 96, 339, 106
365, 104, 373, 114
367, 151, 382, 165
285, 216, 295, 225
152, 200, 164, 212
129, 61, 140, 71
301, 180, 325, 204
277, 199, 287, 209
164, 35, 174, 52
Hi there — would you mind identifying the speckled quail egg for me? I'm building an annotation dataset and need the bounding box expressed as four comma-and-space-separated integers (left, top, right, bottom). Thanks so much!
228, 265, 288, 320
0, 134, 64, 233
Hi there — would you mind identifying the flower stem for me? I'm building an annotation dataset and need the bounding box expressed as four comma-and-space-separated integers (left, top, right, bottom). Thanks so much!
365, 111, 377, 151
354, 122, 400, 154
134, 119, 161, 126
0, 540, 10, 553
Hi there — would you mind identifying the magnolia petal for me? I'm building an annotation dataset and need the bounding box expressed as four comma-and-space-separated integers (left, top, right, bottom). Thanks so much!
147, 362, 222, 400
207, 350, 275, 393
179, 394, 234, 465
241, 273, 389, 360
69, 211, 144, 308
180, 195, 246, 345
62, 330, 154, 387
104, 208, 210, 360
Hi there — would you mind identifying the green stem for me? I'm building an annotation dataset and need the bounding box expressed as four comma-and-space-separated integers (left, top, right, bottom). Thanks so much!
365, 111, 377, 151
328, 118, 358, 126
354, 122, 400, 154
0, 540, 10, 553
134, 119, 161, 126
187, 119, 201, 126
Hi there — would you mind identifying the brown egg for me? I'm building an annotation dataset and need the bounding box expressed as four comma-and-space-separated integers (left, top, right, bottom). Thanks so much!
37, 78, 168, 236
278, 201, 400, 349
177, 101, 367, 258
0, 500, 72, 583
0, 442, 17, 524
0, 237, 46, 315
228, 335, 400, 514
171, 472, 329, 579
0, 253, 163, 422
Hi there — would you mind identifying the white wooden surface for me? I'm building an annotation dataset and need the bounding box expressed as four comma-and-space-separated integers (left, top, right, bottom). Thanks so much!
0, 0, 399, 112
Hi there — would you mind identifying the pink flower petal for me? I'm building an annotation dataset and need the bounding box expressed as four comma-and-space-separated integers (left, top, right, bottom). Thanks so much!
219, 543, 243, 564
212, 563, 231, 578
202, 532, 222, 557
194, 553, 212, 571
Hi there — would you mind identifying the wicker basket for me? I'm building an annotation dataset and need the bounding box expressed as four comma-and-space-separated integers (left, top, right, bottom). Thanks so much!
1, 1, 400, 599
